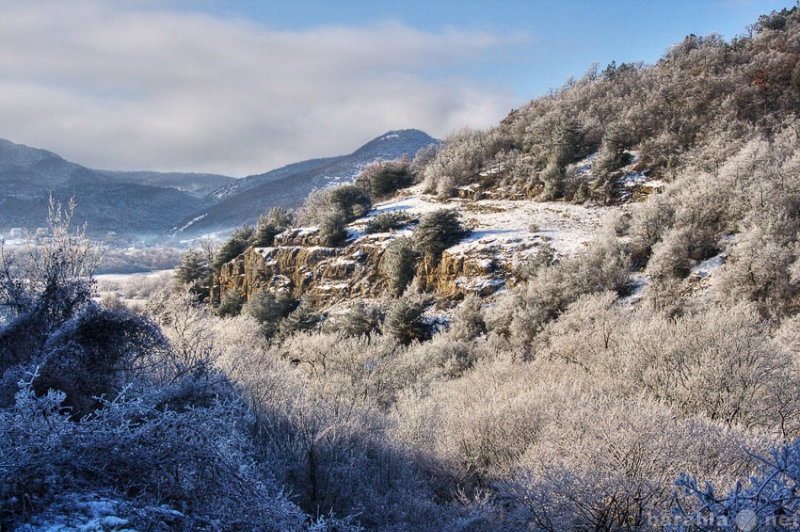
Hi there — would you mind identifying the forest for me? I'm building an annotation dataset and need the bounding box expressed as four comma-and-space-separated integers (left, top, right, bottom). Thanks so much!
3, 5, 800, 531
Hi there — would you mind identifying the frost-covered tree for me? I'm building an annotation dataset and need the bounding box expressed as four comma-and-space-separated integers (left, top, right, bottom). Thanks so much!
673, 439, 800, 531
0, 198, 101, 370
212, 224, 254, 272
253, 207, 293, 247
383, 295, 431, 345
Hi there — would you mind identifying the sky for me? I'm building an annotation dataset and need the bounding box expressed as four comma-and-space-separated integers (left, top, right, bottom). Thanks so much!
0, 0, 793, 177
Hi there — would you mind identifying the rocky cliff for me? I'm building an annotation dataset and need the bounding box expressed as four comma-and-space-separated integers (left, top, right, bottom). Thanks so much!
213, 230, 508, 307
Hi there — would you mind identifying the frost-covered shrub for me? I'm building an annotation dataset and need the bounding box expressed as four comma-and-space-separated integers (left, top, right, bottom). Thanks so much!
421, 128, 486, 198
447, 294, 487, 342
277, 293, 320, 339
539, 291, 623, 373
502, 395, 767, 531
673, 438, 800, 532
300, 185, 371, 247
212, 224, 254, 272
486, 233, 631, 355
364, 210, 414, 234
0, 370, 316, 531
383, 295, 432, 345
175, 248, 212, 301
412, 209, 469, 263
614, 303, 800, 432
216, 286, 244, 317
626, 194, 676, 267
355, 158, 415, 200
33, 305, 169, 417
323, 300, 384, 338
719, 226, 800, 319
253, 207, 293, 247
645, 227, 693, 282
381, 236, 418, 297
242, 288, 296, 338
0, 199, 100, 372
146, 288, 219, 375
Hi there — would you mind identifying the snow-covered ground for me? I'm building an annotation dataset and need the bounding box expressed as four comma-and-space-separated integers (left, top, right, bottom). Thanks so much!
359, 187, 614, 261
95, 270, 174, 309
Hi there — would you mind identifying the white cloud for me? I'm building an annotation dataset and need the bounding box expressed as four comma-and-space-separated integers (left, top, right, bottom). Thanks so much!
0, 1, 518, 175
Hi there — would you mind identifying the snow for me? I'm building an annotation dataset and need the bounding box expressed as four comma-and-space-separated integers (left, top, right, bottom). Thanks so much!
368, 193, 611, 259
95, 269, 174, 285
173, 213, 207, 233
690, 253, 725, 279
19, 494, 140, 532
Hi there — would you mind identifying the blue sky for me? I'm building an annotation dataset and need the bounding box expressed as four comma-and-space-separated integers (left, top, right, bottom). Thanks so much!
206, 0, 783, 99
0, 0, 792, 175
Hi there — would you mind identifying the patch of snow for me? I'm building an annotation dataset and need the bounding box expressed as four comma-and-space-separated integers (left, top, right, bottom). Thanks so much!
691, 254, 725, 279
174, 213, 207, 233
621, 172, 649, 188
642, 179, 669, 189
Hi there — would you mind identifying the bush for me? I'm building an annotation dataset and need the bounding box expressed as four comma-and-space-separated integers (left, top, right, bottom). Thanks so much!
364, 211, 414, 234
175, 248, 212, 301
300, 185, 371, 247
216, 288, 244, 318
242, 288, 296, 339
673, 437, 800, 532
277, 293, 320, 340
252, 207, 293, 247
412, 209, 469, 263
381, 236, 418, 297
324, 301, 384, 338
0, 198, 101, 371
0, 371, 315, 531
383, 296, 432, 345
355, 158, 415, 200
34, 305, 169, 418
317, 207, 349, 247
421, 128, 486, 198
212, 225, 254, 272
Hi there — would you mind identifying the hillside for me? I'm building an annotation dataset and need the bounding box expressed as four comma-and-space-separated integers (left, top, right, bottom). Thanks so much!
198, 7, 800, 530
7, 6, 800, 532
0, 138, 204, 236
99, 170, 236, 199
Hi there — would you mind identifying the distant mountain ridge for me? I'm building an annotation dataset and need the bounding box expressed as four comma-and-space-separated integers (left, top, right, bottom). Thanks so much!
180, 129, 439, 233
0, 130, 438, 240
100, 170, 236, 199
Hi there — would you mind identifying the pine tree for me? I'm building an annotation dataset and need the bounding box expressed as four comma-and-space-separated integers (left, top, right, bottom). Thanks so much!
277, 293, 320, 339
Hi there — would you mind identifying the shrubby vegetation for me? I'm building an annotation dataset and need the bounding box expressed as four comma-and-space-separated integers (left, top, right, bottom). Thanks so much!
295, 185, 370, 246
8, 6, 800, 530
355, 157, 415, 200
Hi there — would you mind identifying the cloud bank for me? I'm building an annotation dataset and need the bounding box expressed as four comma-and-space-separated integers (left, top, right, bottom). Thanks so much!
0, 1, 518, 175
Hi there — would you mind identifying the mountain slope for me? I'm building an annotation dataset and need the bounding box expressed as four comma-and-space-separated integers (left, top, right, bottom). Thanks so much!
176, 129, 438, 234
99, 170, 236, 199
0, 138, 204, 235
0, 130, 438, 238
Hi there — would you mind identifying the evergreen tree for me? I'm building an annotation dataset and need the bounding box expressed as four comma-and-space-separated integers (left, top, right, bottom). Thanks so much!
175, 249, 211, 301
412, 209, 469, 263
381, 236, 418, 297
277, 293, 320, 339
252, 207, 292, 247
383, 296, 431, 345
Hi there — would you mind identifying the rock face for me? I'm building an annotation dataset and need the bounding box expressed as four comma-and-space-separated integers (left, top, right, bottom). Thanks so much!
213, 233, 509, 307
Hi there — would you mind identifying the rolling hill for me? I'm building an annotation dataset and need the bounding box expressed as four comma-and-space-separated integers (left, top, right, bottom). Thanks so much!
0, 129, 438, 239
